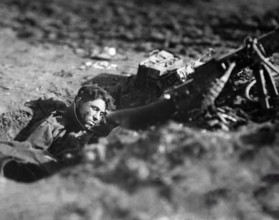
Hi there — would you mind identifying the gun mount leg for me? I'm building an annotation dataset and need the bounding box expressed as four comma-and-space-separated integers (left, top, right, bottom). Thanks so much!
263, 63, 279, 109
262, 64, 279, 96
253, 65, 270, 109
252, 63, 279, 109
249, 37, 279, 109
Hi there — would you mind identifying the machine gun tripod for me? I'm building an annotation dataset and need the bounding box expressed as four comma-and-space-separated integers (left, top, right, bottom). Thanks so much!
243, 37, 279, 110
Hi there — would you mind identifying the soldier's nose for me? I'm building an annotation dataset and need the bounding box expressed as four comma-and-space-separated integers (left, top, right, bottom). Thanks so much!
93, 113, 101, 122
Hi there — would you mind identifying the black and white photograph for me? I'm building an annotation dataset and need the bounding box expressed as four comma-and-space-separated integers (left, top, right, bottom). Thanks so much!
0, 0, 279, 219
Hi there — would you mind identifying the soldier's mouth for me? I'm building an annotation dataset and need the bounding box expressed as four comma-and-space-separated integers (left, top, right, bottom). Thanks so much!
87, 121, 96, 127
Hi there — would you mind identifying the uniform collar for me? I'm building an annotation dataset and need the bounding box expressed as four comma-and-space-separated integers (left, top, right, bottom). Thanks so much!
65, 102, 86, 132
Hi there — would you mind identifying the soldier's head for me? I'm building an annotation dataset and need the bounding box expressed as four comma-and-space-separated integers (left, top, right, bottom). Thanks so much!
75, 84, 115, 130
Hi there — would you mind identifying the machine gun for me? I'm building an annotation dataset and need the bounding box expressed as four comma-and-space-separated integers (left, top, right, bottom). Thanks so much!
107, 27, 279, 129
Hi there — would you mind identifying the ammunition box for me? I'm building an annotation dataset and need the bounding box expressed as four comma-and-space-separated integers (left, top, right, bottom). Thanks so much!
134, 50, 184, 89
159, 66, 190, 90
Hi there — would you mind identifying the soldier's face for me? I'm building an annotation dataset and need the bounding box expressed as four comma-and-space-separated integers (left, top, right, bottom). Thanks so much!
77, 98, 106, 130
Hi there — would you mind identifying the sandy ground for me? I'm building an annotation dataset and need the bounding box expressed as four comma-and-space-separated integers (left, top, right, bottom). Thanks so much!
0, 28, 142, 114
1, 0, 279, 219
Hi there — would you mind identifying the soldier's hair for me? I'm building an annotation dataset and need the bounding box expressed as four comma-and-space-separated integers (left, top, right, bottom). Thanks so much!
76, 84, 116, 111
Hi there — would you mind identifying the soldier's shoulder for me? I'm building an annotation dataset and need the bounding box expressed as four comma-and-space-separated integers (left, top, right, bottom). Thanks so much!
25, 97, 67, 120
46, 110, 67, 128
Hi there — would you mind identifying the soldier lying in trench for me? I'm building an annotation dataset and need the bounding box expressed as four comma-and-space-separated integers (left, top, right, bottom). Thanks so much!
0, 84, 115, 182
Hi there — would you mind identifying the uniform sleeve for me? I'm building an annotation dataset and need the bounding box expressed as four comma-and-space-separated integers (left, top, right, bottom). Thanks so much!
0, 140, 56, 165
25, 120, 54, 151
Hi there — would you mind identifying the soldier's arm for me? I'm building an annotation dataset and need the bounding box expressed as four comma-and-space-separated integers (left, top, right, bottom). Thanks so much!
25, 120, 54, 151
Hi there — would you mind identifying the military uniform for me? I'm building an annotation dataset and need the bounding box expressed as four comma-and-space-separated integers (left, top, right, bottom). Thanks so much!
0, 102, 101, 182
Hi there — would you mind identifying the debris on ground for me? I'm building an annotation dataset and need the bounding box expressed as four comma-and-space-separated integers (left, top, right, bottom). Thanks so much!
90, 46, 128, 61
93, 61, 118, 70
1, 0, 279, 220
78, 60, 118, 70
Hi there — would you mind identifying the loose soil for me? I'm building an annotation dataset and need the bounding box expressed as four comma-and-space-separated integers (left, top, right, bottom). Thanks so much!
1, 0, 279, 219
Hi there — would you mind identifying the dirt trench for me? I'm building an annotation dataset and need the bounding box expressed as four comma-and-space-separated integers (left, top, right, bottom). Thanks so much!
1, 0, 279, 220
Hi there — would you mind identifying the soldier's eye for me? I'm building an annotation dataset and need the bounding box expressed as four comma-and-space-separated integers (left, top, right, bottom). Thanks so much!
91, 106, 98, 111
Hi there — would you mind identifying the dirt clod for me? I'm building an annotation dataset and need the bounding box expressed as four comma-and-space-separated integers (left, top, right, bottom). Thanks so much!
1, 0, 279, 220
